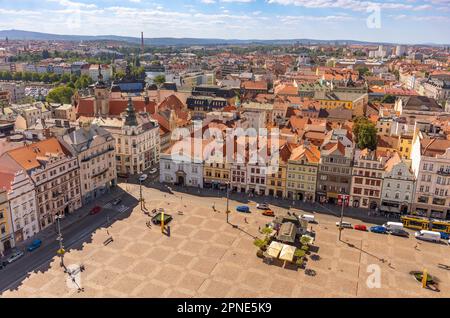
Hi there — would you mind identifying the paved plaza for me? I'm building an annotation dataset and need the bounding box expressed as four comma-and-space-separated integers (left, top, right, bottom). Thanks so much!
2, 183, 450, 298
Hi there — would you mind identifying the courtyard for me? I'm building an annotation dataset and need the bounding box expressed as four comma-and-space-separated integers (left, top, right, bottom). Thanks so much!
2, 183, 450, 298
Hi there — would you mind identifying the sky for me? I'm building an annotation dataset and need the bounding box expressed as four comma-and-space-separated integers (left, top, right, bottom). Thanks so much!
0, 0, 449, 44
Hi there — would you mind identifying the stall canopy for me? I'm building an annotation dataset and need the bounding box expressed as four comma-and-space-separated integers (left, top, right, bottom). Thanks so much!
279, 244, 296, 262
266, 241, 283, 258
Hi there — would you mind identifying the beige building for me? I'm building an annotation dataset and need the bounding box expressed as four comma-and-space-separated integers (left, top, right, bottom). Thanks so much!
350, 149, 389, 210
286, 143, 320, 202
5, 138, 82, 229
61, 123, 117, 204
0, 188, 14, 255
92, 98, 160, 176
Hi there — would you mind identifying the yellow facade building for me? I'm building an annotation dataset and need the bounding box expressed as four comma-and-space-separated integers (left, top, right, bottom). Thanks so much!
0, 188, 14, 255
286, 143, 320, 202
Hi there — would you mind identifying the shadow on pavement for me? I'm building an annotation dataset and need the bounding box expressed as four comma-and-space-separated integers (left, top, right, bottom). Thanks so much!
0, 187, 138, 294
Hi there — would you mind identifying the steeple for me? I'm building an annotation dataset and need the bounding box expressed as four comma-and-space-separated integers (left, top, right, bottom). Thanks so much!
98, 65, 103, 82
95, 65, 106, 89
124, 97, 138, 126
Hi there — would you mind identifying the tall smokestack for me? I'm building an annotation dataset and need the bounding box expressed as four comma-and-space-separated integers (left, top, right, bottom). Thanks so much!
141, 32, 144, 55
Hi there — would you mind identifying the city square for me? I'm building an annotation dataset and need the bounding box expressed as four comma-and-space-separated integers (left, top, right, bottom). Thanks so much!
2, 183, 450, 298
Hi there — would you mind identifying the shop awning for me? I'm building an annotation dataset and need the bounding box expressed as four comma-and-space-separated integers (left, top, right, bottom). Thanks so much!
266, 241, 283, 258
279, 244, 296, 262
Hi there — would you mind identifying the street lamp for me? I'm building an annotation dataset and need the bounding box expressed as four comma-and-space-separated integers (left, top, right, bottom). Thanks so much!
139, 179, 143, 211
338, 193, 349, 242
55, 214, 65, 268
226, 182, 230, 224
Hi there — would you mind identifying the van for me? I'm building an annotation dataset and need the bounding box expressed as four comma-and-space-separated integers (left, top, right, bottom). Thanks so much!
415, 230, 441, 243
300, 214, 316, 223
383, 222, 404, 231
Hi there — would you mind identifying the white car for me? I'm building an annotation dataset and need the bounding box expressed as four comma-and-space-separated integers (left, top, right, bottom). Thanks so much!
336, 221, 353, 229
149, 168, 158, 174
139, 174, 148, 182
7, 250, 24, 264
256, 203, 270, 210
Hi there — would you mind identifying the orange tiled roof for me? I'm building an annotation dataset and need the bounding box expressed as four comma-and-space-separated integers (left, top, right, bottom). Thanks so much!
7, 138, 70, 171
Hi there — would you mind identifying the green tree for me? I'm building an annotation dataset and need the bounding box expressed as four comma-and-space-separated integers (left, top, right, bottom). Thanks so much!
354, 117, 377, 150
46, 86, 74, 104
358, 67, 370, 77
153, 74, 166, 85
74, 74, 93, 89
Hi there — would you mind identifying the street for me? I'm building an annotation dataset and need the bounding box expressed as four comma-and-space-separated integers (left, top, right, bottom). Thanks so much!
0, 187, 137, 293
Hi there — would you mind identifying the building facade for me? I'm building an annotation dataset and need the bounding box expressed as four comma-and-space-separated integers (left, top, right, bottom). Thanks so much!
0, 189, 14, 255
286, 143, 320, 202
380, 155, 415, 215
62, 123, 117, 204
411, 134, 450, 219
5, 138, 82, 229
350, 149, 387, 210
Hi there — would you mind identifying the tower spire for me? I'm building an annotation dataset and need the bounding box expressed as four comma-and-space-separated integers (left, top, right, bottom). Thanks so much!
124, 97, 138, 126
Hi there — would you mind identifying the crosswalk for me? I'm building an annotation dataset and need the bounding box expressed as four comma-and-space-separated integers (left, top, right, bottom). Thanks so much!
103, 203, 129, 213
116, 205, 128, 213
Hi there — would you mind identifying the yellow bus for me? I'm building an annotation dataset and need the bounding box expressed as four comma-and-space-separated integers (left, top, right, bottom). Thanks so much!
401, 216, 450, 234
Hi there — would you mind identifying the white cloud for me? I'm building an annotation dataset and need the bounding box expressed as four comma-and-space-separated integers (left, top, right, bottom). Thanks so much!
267, 0, 433, 12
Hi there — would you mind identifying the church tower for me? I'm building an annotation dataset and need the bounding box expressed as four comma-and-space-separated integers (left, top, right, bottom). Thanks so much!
93, 65, 109, 115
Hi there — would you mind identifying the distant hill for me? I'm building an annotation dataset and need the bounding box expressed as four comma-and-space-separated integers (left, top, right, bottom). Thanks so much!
0, 29, 408, 47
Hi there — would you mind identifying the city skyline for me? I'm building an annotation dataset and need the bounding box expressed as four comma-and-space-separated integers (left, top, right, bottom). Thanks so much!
0, 0, 449, 45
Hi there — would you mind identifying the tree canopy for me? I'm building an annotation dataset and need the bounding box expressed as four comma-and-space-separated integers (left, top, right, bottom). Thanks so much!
353, 117, 378, 151
46, 86, 74, 104
153, 74, 166, 85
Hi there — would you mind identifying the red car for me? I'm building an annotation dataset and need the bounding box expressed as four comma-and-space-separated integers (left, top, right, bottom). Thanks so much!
262, 210, 275, 217
90, 206, 102, 215
354, 224, 368, 231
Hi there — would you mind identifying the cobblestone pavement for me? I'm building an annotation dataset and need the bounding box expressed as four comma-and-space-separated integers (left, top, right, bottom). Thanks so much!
3, 183, 450, 298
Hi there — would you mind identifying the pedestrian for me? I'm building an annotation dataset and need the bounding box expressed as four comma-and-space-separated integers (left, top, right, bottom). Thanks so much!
244, 217, 248, 224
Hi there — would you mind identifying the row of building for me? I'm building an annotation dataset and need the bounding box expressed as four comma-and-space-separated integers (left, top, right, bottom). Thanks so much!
159, 127, 450, 220
0, 97, 162, 255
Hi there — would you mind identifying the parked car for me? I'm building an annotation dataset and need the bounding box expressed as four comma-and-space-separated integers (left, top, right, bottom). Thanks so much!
383, 222, 404, 231
112, 198, 122, 206
0, 260, 8, 269
256, 203, 269, 210
300, 214, 316, 223
390, 229, 410, 238
354, 224, 368, 231
139, 174, 148, 182
262, 210, 275, 217
336, 221, 353, 229
7, 250, 24, 264
370, 226, 387, 234
149, 168, 158, 174
90, 206, 102, 215
236, 206, 250, 213
27, 239, 42, 252
415, 230, 441, 243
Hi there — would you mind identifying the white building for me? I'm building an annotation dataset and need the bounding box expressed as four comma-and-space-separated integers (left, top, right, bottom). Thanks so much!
0, 157, 39, 243
159, 138, 206, 188
89, 64, 112, 82
380, 154, 415, 215
411, 133, 450, 219
61, 123, 117, 204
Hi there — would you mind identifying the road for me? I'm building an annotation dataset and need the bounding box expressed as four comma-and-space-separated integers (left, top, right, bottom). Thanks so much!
0, 191, 136, 293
